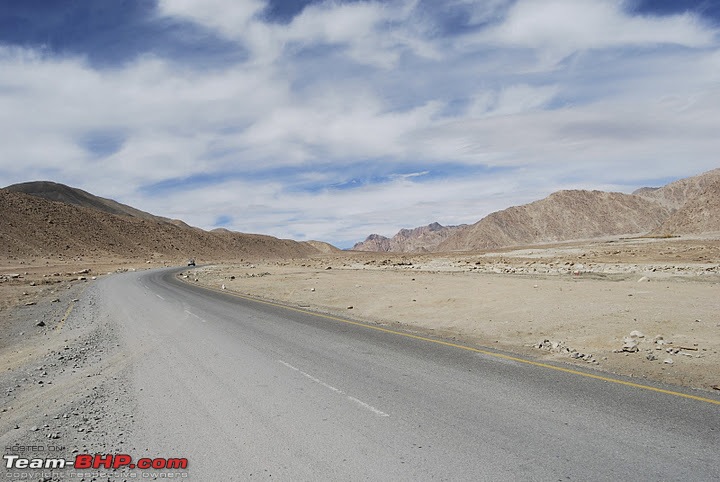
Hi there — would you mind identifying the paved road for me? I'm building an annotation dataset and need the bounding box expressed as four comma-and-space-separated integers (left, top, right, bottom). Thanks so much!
97, 268, 719, 480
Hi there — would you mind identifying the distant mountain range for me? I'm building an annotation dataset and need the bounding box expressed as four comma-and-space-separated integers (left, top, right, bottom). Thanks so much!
352, 168, 720, 253
351, 222, 465, 252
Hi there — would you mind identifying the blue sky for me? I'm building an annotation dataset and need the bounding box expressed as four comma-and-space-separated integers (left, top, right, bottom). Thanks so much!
1, 1, 719, 248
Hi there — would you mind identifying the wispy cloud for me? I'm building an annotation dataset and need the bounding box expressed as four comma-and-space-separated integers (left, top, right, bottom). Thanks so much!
1, 0, 719, 247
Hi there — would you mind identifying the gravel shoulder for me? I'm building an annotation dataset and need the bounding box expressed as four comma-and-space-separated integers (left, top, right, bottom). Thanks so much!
0, 270, 137, 481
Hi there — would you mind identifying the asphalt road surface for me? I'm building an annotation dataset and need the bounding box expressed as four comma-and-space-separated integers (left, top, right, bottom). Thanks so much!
97, 268, 719, 480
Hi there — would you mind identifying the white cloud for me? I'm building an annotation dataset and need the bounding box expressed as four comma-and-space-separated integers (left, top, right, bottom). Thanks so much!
1, 1, 719, 246
465, 0, 715, 65
156, 0, 265, 39
467, 84, 560, 117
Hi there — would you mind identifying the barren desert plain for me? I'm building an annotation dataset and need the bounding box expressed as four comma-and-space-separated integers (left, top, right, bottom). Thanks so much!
167, 235, 720, 392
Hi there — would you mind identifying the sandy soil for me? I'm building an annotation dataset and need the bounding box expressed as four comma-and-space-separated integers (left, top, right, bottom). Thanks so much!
188, 236, 720, 392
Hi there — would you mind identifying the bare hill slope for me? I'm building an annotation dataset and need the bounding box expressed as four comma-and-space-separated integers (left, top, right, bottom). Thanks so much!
4, 181, 171, 222
633, 168, 720, 210
0, 190, 319, 261
651, 180, 720, 235
437, 190, 670, 252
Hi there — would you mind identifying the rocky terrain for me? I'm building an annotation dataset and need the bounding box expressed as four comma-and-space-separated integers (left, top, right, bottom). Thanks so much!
634, 167, 720, 209
0, 271, 137, 480
354, 168, 720, 253
651, 179, 720, 235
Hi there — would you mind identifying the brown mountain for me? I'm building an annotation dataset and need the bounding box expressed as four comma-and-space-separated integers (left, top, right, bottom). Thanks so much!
437, 190, 670, 252
352, 234, 392, 252
4, 181, 172, 222
0, 185, 322, 261
651, 179, 720, 235
633, 168, 720, 209
353, 168, 720, 253
352, 223, 465, 252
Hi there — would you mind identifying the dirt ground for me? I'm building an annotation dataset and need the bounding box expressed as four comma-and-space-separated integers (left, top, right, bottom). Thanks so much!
187, 236, 720, 393
2, 235, 719, 396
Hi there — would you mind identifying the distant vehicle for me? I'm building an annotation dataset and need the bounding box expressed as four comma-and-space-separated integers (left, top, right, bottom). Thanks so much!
187, 259, 196, 266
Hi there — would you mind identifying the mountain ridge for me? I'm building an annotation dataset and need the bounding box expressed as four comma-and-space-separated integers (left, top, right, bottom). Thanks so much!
353, 168, 720, 253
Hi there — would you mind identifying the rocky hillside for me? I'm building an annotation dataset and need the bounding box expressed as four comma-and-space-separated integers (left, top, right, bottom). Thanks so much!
352, 223, 465, 252
651, 179, 720, 235
0, 188, 322, 261
633, 168, 720, 209
437, 190, 670, 252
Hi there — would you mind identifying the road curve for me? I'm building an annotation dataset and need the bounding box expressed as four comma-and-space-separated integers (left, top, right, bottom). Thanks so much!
95, 268, 719, 480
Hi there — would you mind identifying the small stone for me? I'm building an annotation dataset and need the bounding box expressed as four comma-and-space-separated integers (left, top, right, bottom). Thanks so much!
638, 276, 649, 282
36, 321, 45, 327
24, 301, 36, 306
622, 341, 639, 352
310, 288, 315, 292
629, 330, 645, 338
347, 306, 353, 310
664, 358, 673, 364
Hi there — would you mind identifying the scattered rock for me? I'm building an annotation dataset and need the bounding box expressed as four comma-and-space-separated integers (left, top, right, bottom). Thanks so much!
622, 339, 639, 352
629, 330, 645, 338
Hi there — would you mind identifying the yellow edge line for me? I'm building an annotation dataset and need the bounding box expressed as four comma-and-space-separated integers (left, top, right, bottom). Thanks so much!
55, 303, 74, 331
190, 279, 720, 407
